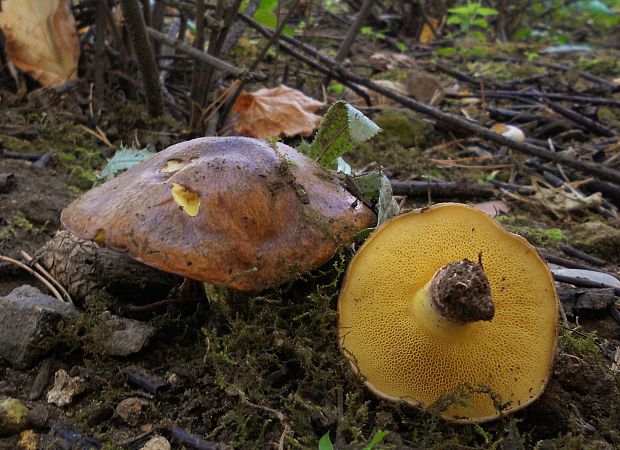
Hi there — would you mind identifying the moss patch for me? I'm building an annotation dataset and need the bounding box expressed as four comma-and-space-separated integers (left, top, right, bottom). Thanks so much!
345, 109, 441, 178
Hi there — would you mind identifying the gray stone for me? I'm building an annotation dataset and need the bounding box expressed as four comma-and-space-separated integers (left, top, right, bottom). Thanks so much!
0, 286, 79, 370
90, 312, 155, 356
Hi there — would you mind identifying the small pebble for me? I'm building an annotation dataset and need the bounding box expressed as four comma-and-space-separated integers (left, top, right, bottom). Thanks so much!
140, 435, 171, 450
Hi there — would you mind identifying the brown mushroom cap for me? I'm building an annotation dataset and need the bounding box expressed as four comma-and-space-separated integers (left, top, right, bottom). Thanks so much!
61, 137, 375, 291
338, 203, 558, 422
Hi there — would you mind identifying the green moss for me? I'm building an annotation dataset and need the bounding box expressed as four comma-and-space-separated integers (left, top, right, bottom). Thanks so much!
0, 212, 47, 242
465, 60, 546, 80
373, 109, 435, 148
511, 225, 566, 246
559, 329, 605, 365
570, 221, 620, 262
346, 109, 442, 178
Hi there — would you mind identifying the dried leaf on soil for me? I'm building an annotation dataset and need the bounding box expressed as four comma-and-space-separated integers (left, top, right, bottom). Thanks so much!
0, 0, 80, 86
231, 85, 324, 138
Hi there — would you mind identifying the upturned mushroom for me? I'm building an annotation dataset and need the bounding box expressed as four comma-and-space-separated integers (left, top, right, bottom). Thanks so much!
61, 137, 375, 291
338, 203, 558, 422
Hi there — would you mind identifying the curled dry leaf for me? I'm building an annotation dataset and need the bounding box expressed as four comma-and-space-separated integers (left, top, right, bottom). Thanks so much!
231, 85, 324, 138
0, 0, 80, 86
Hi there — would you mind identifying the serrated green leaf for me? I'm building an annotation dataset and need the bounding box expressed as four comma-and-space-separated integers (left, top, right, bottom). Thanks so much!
347, 104, 381, 144
308, 101, 353, 167
99, 147, 155, 180
308, 102, 380, 169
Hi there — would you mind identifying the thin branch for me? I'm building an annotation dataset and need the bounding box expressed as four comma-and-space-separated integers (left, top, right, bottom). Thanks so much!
0, 255, 65, 303
118, 0, 164, 116
146, 27, 266, 80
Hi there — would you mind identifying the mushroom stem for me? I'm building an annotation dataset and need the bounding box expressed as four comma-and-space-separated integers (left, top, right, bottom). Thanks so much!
429, 259, 495, 325
412, 259, 495, 333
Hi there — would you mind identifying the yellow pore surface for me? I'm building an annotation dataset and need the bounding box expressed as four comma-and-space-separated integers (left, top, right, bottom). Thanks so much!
338, 204, 559, 422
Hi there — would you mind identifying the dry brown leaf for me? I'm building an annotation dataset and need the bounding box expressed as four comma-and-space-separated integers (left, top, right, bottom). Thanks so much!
418, 18, 439, 43
231, 85, 324, 138
0, 0, 80, 86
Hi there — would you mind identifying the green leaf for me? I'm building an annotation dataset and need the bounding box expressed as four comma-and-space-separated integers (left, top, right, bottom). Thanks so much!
476, 7, 499, 16
308, 101, 380, 169
327, 81, 345, 94
470, 30, 487, 41
254, 9, 277, 29
363, 430, 390, 450
258, 0, 277, 10
513, 28, 532, 40
296, 138, 312, 156
318, 432, 333, 450
396, 41, 407, 52
446, 16, 464, 25
337, 157, 352, 175
99, 147, 155, 180
351, 171, 399, 225
472, 18, 490, 29
282, 24, 295, 37
361, 26, 373, 36
347, 104, 380, 144
435, 46, 457, 56
353, 227, 374, 241
352, 171, 383, 200
309, 102, 352, 167
448, 5, 477, 15
377, 174, 400, 225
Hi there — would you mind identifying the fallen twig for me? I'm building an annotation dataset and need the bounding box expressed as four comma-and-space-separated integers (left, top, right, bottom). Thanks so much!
558, 244, 607, 267
21, 250, 73, 304
0, 254, 65, 302
390, 179, 497, 198
553, 273, 620, 296
146, 27, 265, 81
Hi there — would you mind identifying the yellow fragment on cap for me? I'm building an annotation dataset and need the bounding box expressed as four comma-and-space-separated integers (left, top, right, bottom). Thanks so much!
161, 159, 187, 173
94, 229, 105, 244
171, 183, 200, 217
